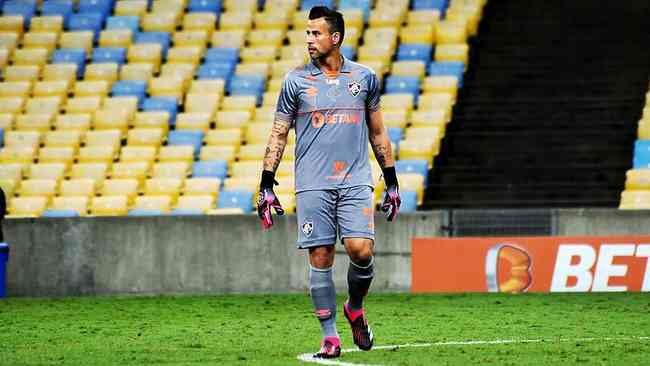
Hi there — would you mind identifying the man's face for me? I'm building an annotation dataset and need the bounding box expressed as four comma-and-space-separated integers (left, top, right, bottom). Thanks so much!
306, 17, 339, 60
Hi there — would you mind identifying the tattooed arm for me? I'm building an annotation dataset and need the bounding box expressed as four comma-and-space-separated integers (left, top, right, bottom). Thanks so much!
367, 109, 395, 169
263, 119, 291, 173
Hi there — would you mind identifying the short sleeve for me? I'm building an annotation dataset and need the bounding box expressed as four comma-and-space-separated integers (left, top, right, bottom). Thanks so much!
366, 70, 381, 112
275, 74, 299, 124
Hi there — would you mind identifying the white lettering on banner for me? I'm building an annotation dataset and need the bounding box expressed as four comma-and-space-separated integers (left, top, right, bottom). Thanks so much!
592, 244, 635, 292
550, 245, 596, 292
636, 245, 650, 291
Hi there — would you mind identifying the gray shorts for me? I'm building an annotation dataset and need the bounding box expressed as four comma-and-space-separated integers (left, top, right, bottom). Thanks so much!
296, 185, 375, 249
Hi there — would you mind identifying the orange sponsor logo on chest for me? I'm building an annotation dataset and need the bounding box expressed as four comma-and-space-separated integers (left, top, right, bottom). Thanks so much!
311, 111, 360, 128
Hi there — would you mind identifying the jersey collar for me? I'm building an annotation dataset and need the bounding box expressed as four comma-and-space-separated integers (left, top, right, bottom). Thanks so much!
309, 54, 352, 76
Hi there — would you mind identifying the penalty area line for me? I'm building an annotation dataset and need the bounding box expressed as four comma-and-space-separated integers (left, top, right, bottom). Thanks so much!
297, 336, 650, 366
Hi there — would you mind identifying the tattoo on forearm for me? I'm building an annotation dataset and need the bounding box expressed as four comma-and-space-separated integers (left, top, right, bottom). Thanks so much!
370, 131, 394, 169
263, 120, 291, 172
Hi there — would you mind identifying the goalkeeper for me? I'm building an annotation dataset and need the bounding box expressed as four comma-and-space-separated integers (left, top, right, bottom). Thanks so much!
256, 6, 401, 359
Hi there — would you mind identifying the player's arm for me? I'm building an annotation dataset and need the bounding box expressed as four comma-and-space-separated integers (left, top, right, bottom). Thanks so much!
367, 110, 395, 170
262, 119, 291, 173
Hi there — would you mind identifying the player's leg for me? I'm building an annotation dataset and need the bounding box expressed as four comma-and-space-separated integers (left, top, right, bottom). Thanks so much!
296, 189, 340, 358
338, 186, 376, 350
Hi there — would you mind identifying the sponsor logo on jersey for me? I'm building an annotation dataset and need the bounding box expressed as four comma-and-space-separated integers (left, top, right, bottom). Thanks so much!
348, 81, 361, 97
311, 111, 361, 128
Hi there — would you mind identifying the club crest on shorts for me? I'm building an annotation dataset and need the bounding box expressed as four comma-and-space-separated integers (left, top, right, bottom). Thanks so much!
301, 220, 314, 238
348, 81, 361, 97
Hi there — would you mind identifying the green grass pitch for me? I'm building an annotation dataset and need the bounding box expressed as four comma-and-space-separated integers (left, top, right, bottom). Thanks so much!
1, 293, 649, 365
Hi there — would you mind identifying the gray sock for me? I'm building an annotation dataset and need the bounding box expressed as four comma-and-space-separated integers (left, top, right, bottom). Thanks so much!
347, 256, 374, 312
309, 266, 338, 338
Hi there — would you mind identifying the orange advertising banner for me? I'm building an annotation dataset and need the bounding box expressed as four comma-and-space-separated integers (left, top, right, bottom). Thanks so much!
411, 236, 650, 293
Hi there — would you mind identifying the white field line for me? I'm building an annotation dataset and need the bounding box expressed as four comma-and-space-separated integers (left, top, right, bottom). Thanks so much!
297, 336, 650, 366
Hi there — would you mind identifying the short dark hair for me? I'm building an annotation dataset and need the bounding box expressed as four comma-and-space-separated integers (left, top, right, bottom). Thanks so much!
308, 6, 345, 46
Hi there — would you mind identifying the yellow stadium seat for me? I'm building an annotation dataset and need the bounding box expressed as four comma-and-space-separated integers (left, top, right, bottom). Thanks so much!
199, 145, 237, 163
235, 62, 271, 78
28, 163, 66, 181
274, 176, 295, 194
399, 25, 435, 44
222, 177, 257, 192
185, 93, 220, 121
114, 0, 148, 17
14, 113, 53, 132
0, 163, 24, 181
175, 195, 215, 213
364, 27, 398, 48
391, 61, 427, 79
210, 30, 246, 48
158, 146, 194, 164
24, 96, 61, 115
0, 81, 32, 98
280, 45, 308, 62
167, 46, 203, 66
0, 178, 18, 199
418, 92, 455, 113
127, 43, 163, 73
99, 29, 133, 48
189, 79, 226, 95
369, 11, 402, 28
91, 111, 129, 134
382, 110, 409, 128
19, 178, 57, 198
84, 129, 122, 150
436, 21, 467, 44
221, 96, 257, 113
184, 13, 217, 37
148, 76, 185, 101
119, 62, 155, 82
33, 80, 69, 100
0, 113, 14, 129
133, 112, 170, 133
173, 30, 208, 48
219, 11, 253, 31
0, 32, 19, 54
54, 113, 92, 132
50, 196, 89, 216
11, 48, 49, 67
183, 177, 220, 197
22, 32, 58, 54
620, 190, 650, 210
42, 64, 77, 85
407, 9, 441, 25
151, 0, 185, 20
405, 126, 443, 141
144, 178, 183, 201
133, 195, 172, 213
248, 29, 284, 48
101, 179, 139, 204
382, 94, 415, 112
238, 144, 266, 161
70, 163, 108, 188
625, 170, 650, 190
434, 43, 469, 63
110, 162, 150, 186
262, 91, 280, 107
254, 11, 290, 31
141, 12, 177, 33
422, 76, 459, 95
176, 112, 211, 132
90, 195, 129, 216
9, 196, 48, 217
266, 78, 283, 92
0, 96, 25, 114
120, 146, 157, 164
74, 80, 110, 98
357, 45, 393, 66
59, 179, 95, 198
271, 60, 302, 79
5, 130, 41, 150
290, 9, 308, 28
204, 128, 242, 146
103, 96, 138, 120
29, 16, 64, 34
127, 128, 165, 147
215, 111, 251, 129
152, 162, 190, 179
84, 63, 119, 84
224, 0, 257, 11
160, 63, 195, 90
340, 9, 364, 29
253, 106, 276, 123
638, 122, 650, 139
58, 31, 94, 57
38, 147, 75, 167
230, 161, 262, 178
240, 46, 278, 63
78, 146, 118, 165
4, 65, 40, 82
286, 30, 305, 46
411, 109, 448, 127
398, 139, 439, 163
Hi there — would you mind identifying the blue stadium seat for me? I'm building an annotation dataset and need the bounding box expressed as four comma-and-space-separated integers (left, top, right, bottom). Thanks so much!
68, 13, 104, 41
412, 0, 448, 12
188, 0, 222, 14
341, 46, 356, 60
168, 130, 204, 156
396, 159, 429, 184
193, 160, 228, 180
169, 208, 204, 216
197, 62, 234, 81
111, 80, 147, 106
142, 97, 178, 124
338, 0, 371, 21
3, 0, 37, 27
78, 0, 113, 20
134, 32, 171, 57
387, 127, 403, 145
385, 76, 420, 99
428, 61, 464, 87
633, 140, 650, 169
397, 44, 432, 64
0, 128, 4, 148
301, 0, 334, 11
51, 48, 86, 78
42, 209, 81, 218
128, 209, 163, 216
106, 16, 140, 33
41, 0, 74, 28
92, 47, 127, 65
228, 75, 265, 104
204, 48, 239, 67
218, 190, 253, 212
399, 191, 417, 212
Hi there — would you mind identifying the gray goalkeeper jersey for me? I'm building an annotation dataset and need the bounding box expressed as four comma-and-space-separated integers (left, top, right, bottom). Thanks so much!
275, 55, 381, 193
